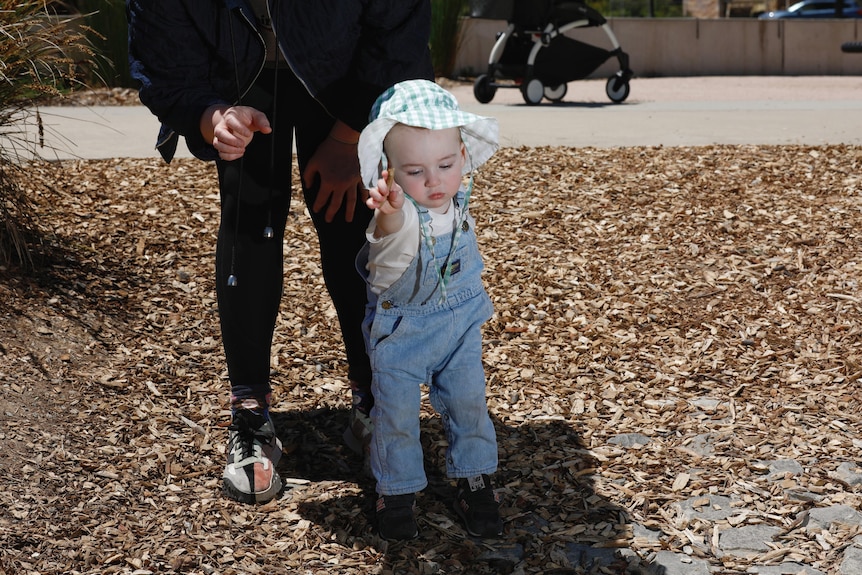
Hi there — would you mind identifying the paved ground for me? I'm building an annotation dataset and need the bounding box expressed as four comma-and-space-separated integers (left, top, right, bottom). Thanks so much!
26, 75, 862, 161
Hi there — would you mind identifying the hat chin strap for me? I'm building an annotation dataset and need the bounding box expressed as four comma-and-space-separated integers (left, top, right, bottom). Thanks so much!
385, 138, 479, 303
404, 170, 474, 304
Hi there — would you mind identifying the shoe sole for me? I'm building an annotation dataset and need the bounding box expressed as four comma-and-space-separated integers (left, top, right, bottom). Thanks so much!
379, 528, 419, 541
377, 512, 419, 541
223, 474, 283, 504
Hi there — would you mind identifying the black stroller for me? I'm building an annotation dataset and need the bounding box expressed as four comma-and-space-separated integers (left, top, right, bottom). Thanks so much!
469, 0, 633, 105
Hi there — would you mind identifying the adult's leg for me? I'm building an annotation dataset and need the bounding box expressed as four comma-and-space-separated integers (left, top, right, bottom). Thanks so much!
217, 69, 293, 503
215, 69, 293, 402
290, 75, 373, 396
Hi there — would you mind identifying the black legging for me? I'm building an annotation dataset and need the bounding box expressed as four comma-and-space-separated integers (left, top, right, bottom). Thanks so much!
215, 67, 372, 402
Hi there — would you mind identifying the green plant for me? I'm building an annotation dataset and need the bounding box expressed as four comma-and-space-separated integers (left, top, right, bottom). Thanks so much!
431, 0, 468, 78
0, 0, 93, 268
75, 0, 132, 87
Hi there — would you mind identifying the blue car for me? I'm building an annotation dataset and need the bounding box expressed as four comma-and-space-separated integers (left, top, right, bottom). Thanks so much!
759, 0, 862, 17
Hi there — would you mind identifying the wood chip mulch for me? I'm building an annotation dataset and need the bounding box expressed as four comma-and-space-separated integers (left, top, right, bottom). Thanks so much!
1, 144, 861, 574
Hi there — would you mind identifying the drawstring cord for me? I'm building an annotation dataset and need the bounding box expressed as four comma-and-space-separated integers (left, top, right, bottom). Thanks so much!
226, 3, 280, 286
226, 13, 244, 287
263, 0, 280, 239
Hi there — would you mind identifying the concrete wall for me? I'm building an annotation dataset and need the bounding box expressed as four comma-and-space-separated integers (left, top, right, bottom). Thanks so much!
455, 17, 862, 78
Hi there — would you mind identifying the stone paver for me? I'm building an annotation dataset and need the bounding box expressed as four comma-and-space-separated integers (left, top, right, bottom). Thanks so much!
647, 551, 711, 575
747, 564, 826, 575
717, 525, 783, 559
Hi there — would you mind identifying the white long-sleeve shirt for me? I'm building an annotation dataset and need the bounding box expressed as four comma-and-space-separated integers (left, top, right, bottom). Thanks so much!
365, 199, 456, 295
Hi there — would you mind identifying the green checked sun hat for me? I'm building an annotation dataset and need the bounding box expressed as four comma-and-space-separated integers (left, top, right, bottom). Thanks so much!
359, 80, 499, 189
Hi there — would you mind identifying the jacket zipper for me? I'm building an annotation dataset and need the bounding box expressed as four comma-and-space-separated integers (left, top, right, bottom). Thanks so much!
232, 4, 267, 105
235, 0, 319, 110
262, 2, 333, 118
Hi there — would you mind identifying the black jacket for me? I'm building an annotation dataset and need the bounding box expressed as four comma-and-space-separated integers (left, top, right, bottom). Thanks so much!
126, 0, 433, 161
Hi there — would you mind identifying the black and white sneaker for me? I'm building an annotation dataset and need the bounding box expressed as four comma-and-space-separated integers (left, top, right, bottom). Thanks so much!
223, 406, 283, 503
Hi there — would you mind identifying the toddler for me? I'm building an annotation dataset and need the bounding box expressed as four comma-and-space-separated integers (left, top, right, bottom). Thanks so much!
356, 80, 502, 540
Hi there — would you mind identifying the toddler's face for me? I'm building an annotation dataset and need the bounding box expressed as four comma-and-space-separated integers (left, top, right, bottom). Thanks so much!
384, 125, 466, 213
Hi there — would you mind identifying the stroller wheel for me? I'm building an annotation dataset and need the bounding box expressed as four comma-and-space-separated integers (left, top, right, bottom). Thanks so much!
544, 83, 567, 102
606, 74, 630, 103
842, 41, 862, 53
473, 74, 497, 104
521, 78, 544, 106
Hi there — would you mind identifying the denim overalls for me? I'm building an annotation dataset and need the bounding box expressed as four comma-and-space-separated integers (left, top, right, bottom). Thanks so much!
357, 191, 498, 496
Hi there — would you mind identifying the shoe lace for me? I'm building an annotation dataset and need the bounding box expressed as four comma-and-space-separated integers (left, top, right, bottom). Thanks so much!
228, 411, 271, 461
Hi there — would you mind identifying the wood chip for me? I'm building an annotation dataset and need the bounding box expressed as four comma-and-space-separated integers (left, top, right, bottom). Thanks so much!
2, 144, 861, 574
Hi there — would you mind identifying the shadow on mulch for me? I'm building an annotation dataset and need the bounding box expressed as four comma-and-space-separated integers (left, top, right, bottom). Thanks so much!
273, 408, 631, 574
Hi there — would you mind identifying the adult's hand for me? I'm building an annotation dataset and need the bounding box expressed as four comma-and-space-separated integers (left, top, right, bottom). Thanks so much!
201, 104, 272, 162
303, 123, 363, 223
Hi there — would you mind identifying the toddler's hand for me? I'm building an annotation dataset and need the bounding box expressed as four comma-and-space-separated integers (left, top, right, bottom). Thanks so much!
366, 169, 402, 214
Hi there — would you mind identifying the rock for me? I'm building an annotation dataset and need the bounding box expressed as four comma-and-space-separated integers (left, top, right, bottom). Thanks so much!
802, 505, 862, 530
682, 433, 715, 457
689, 397, 722, 411
674, 495, 737, 522
477, 543, 525, 568
831, 462, 862, 488
764, 459, 804, 481
839, 541, 862, 575
608, 433, 651, 447
783, 488, 823, 503
563, 543, 620, 570
717, 525, 782, 558
746, 563, 826, 575
646, 551, 711, 575
633, 523, 663, 542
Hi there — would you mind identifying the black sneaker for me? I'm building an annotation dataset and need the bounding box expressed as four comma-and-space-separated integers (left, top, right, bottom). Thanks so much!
223, 407, 283, 503
454, 475, 503, 537
376, 493, 419, 540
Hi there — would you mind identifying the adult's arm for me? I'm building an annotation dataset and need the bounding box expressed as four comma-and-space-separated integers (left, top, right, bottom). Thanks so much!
127, 0, 250, 159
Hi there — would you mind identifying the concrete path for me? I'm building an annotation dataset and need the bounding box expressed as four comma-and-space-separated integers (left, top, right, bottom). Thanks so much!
24, 75, 862, 161
452, 75, 862, 148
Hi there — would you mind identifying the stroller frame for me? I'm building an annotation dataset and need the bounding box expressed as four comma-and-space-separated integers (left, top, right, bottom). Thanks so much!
471, 1, 633, 105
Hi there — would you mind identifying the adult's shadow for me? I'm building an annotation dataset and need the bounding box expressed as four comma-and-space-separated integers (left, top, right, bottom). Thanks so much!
270, 406, 361, 482
286, 410, 635, 574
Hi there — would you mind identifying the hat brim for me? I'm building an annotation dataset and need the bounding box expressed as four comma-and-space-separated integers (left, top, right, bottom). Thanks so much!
359, 112, 499, 189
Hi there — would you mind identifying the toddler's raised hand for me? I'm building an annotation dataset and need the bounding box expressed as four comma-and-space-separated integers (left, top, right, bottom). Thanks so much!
366, 169, 402, 214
